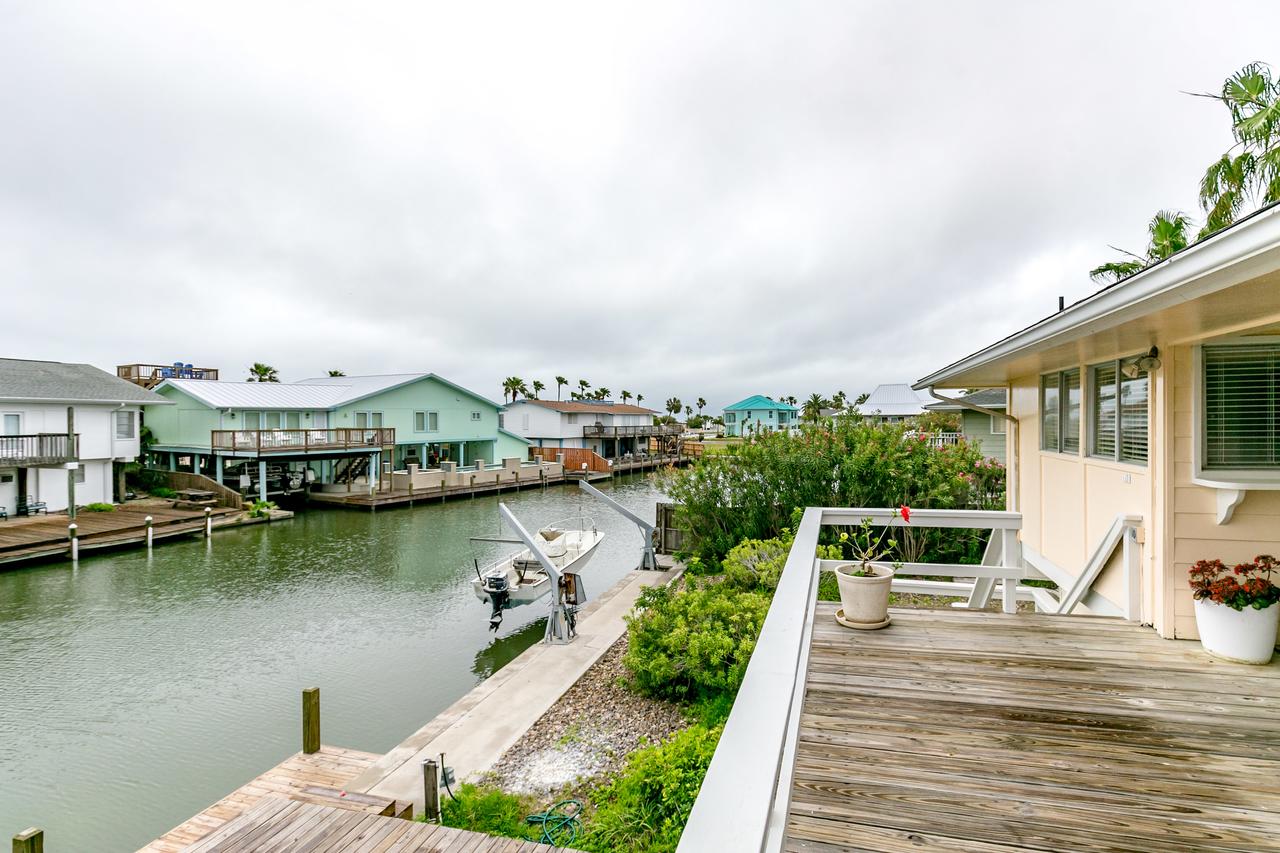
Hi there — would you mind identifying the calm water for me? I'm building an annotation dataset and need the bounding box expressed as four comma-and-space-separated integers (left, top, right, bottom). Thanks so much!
0, 475, 664, 852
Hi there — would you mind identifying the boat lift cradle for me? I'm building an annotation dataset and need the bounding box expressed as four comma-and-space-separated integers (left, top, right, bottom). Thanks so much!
576, 479, 659, 571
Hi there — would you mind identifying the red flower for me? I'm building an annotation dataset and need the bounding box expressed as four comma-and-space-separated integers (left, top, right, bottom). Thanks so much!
899, 505, 911, 523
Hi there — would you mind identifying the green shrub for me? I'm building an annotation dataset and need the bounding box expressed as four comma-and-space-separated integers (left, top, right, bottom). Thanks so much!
721, 535, 791, 593
439, 783, 533, 839
83, 502, 115, 512
150, 487, 177, 499
662, 419, 1006, 563
126, 466, 168, 492
579, 723, 722, 853
247, 499, 278, 518
624, 583, 770, 701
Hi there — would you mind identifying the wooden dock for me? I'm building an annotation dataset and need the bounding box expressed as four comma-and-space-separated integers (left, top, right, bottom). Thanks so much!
785, 606, 1280, 851
141, 746, 577, 852
0, 504, 240, 567
178, 797, 580, 852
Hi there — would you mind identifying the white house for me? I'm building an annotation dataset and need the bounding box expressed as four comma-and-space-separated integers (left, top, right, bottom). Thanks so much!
859, 383, 929, 422
502, 399, 669, 458
0, 358, 168, 514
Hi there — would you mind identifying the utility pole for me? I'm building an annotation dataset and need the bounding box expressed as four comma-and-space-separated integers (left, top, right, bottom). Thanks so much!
66, 406, 77, 521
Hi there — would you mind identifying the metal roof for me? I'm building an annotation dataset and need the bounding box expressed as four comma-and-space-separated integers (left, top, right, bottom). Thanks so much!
860, 384, 929, 417
512, 399, 658, 415
158, 372, 504, 411
0, 358, 169, 404
159, 380, 350, 409
724, 395, 798, 412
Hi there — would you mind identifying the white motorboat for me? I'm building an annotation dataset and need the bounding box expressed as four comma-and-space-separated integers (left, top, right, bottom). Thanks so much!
472, 516, 604, 628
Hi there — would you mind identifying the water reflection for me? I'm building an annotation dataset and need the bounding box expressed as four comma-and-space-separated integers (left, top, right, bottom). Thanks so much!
472, 617, 548, 679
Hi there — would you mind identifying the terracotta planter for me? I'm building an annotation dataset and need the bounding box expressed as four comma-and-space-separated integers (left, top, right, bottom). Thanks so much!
1193, 599, 1278, 665
834, 562, 895, 628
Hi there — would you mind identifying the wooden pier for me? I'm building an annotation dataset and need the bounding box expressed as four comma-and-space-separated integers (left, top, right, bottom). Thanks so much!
0, 504, 240, 567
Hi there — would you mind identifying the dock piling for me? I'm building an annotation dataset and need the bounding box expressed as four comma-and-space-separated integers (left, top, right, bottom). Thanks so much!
67, 523, 78, 561
302, 687, 320, 754
204, 507, 212, 538
145, 515, 154, 548
12, 827, 43, 853
422, 758, 440, 822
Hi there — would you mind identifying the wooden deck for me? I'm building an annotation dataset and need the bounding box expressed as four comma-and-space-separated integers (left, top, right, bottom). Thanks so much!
140, 746, 393, 852
307, 470, 603, 509
785, 605, 1280, 852
0, 504, 239, 566
182, 797, 580, 852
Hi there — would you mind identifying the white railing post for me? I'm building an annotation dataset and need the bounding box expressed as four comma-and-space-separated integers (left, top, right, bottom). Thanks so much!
1123, 522, 1141, 622
1001, 527, 1020, 614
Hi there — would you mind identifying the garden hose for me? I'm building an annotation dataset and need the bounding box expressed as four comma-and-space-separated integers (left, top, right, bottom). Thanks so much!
525, 799, 582, 845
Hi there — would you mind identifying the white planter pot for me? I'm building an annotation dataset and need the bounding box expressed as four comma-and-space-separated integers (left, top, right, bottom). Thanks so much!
1193, 598, 1279, 665
835, 562, 895, 626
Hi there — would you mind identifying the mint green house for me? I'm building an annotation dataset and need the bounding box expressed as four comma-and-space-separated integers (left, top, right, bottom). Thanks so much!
145, 373, 528, 499
722, 395, 798, 437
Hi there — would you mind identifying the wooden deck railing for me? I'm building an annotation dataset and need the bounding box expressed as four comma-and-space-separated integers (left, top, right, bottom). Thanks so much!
211, 428, 395, 454
581, 424, 683, 438
117, 363, 220, 387
0, 434, 78, 466
678, 507, 1025, 853
529, 446, 613, 473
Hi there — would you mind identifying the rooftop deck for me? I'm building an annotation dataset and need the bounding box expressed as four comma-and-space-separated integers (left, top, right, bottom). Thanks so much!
680, 506, 1280, 852
787, 606, 1279, 852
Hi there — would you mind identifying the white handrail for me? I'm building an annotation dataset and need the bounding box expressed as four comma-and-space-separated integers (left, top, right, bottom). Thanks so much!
678, 507, 1024, 852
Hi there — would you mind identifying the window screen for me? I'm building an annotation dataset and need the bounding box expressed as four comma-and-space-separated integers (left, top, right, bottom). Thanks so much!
1040, 374, 1060, 451
1090, 363, 1118, 459
1204, 343, 1279, 469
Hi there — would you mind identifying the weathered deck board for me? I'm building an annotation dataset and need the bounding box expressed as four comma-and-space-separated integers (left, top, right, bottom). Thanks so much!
784, 605, 1280, 852
182, 797, 581, 852
0, 504, 239, 564
139, 746, 389, 853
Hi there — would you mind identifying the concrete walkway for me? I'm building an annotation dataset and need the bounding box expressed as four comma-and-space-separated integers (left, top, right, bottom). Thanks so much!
349, 559, 682, 810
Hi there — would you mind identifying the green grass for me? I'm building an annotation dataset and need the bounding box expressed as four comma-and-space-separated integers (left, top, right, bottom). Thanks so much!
149, 487, 177, 499
83, 502, 116, 512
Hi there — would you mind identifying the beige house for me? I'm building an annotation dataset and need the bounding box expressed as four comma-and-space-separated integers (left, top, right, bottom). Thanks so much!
915, 205, 1280, 640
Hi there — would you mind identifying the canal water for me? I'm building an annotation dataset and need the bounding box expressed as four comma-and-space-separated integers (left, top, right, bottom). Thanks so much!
0, 475, 665, 852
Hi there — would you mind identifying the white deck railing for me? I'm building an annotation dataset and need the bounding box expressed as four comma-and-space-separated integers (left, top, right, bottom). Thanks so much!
678, 507, 1024, 853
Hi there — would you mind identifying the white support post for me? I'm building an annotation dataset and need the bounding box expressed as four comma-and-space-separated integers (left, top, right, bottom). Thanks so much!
1001, 527, 1020, 614
68, 523, 78, 561
258, 460, 267, 503
1123, 524, 1141, 622
204, 507, 213, 538
145, 515, 154, 548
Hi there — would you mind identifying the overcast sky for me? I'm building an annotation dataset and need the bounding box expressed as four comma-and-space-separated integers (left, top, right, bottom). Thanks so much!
3, 2, 1278, 411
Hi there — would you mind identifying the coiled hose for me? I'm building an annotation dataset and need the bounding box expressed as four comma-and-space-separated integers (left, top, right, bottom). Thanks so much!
525, 799, 582, 846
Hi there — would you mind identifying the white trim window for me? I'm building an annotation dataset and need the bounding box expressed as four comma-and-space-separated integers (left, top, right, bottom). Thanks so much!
1040, 368, 1080, 453
471, 411, 482, 421
115, 410, 136, 439
413, 411, 439, 432
74, 464, 86, 484
1089, 358, 1148, 465
355, 411, 384, 429
1202, 342, 1279, 471
2, 413, 20, 435
990, 414, 1007, 435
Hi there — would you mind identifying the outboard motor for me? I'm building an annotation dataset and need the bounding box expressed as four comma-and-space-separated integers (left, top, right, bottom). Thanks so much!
483, 574, 510, 631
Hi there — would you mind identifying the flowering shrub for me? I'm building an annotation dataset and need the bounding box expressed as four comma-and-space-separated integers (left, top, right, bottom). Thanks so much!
1189, 555, 1279, 611
837, 506, 910, 576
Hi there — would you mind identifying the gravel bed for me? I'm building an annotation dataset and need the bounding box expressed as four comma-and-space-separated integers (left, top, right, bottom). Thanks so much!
485, 634, 687, 795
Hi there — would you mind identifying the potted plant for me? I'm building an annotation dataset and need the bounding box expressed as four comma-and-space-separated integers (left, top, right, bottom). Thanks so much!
1189, 555, 1279, 665
833, 506, 909, 630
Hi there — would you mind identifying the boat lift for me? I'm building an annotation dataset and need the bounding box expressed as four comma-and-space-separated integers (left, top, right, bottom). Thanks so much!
576, 479, 659, 571
497, 503, 579, 644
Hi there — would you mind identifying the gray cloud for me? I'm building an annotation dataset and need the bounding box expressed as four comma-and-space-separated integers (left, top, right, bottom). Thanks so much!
3, 1, 1277, 409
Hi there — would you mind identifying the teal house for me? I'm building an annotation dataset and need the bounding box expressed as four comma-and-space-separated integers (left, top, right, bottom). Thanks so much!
722, 395, 798, 437
144, 373, 528, 498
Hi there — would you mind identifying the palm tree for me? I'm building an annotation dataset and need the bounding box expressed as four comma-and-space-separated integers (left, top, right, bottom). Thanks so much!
327, 369, 345, 377
665, 397, 682, 418
685, 405, 693, 420
502, 376, 527, 403
531, 380, 545, 399
1197, 62, 1280, 236
832, 391, 847, 409
577, 379, 590, 397
696, 397, 706, 416
803, 393, 829, 423
636, 393, 645, 407
855, 392, 870, 407
1090, 210, 1193, 284
596, 386, 611, 400
247, 363, 279, 383
555, 376, 568, 400
620, 390, 632, 405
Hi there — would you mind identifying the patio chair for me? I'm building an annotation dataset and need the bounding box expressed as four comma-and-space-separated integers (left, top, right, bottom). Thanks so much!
0, 506, 7, 521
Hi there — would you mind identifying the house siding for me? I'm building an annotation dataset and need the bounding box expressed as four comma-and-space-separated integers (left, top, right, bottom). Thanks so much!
959, 410, 1006, 463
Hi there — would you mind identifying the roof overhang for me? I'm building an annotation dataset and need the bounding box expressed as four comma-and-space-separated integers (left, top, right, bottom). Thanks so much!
914, 204, 1280, 390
